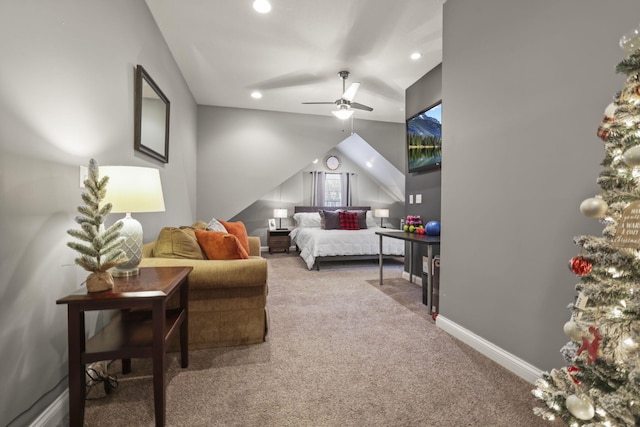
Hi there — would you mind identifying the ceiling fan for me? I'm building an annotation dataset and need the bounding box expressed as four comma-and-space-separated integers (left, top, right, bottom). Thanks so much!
302, 71, 373, 120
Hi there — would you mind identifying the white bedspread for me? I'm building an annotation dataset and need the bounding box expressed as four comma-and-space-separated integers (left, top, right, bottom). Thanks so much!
290, 226, 405, 270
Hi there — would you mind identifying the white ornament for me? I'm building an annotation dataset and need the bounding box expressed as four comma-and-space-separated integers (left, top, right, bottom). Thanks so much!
622, 336, 639, 354
563, 320, 585, 341
579, 198, 608, 218
604, 102, 616, 119
623, 145, 640, 167
565, 394, 595, 420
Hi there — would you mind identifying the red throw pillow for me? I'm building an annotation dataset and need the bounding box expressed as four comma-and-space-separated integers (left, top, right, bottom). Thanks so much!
339, 211, 359, 230
194, 229, 249, 260
218, 220, 250, 255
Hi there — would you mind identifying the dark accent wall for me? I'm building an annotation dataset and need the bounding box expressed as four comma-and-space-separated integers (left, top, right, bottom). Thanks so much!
404, 63, 442, 275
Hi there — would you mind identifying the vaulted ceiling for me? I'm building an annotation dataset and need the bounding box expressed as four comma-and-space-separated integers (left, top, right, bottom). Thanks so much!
145, 0, 444, 123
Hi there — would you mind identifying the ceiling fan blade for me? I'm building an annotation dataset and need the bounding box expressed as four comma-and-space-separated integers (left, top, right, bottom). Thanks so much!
301, 101, 337, 105
342, 82, 360, 102
351, 102, 373, 112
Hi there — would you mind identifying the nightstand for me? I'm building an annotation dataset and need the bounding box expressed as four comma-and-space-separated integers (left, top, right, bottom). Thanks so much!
268, 229, 291, 254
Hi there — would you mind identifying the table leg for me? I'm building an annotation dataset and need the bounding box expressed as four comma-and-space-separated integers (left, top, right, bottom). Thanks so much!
180, 276, 189, 369
67, 306, 85, 427
379, 234, 383, 285
152, 301, 166, 427
409, 242, 414, 283
122, 358, 131, 374
427, 244, 433, 314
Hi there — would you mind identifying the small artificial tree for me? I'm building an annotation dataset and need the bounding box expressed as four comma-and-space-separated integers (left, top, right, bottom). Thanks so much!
532, 28, 640, 426
67, 159, 127, 292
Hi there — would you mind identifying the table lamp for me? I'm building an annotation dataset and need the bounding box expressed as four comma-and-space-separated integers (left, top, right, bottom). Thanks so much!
274, 208, 288, 230
374, 209, 389, 227
100, 166, 165, 277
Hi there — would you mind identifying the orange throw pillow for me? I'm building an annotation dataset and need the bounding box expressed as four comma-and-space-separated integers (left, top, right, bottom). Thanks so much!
219, 220, 250, 255
194, 229, 249, 260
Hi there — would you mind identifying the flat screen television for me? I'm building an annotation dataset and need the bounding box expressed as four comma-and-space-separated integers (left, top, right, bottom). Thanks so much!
406, 101, 442, 173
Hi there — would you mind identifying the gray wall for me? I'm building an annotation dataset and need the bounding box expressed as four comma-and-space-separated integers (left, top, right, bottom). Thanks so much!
233, 149, 404, 244
196, 106, 404, 222
0, 1, 198, 425
404, 64, 443, 274
440, 0, 640, 371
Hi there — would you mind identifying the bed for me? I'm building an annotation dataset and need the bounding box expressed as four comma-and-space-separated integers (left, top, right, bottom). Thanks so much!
290, 206, 405, 270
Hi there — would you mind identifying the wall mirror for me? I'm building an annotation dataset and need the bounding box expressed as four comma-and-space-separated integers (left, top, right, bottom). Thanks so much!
134, 65, 170, 163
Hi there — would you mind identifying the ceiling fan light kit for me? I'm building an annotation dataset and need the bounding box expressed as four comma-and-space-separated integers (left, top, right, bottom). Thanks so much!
303, 71, 373, 119
332, 105, 354, 120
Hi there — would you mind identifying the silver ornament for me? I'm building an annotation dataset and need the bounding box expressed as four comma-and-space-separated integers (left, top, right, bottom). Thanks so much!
623, 145, 640, 167
565, 394, 595, 420
579, 198, 608, 218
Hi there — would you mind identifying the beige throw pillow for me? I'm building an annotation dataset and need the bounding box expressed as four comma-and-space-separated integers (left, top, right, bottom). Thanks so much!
153, 226, 206, 259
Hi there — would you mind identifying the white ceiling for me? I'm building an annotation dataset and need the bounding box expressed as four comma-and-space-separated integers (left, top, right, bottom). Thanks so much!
145, 0, 444, 123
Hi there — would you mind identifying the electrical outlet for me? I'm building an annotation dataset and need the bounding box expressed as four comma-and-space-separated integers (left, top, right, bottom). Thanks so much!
79, 165, 88, 188
416, 194, 422, 204
409, 194, 414, 204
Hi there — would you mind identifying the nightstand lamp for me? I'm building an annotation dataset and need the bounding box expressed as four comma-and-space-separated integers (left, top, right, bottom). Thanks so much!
274, 208, 288, 230
374, 208, 389, 227
100, 166, 165, 277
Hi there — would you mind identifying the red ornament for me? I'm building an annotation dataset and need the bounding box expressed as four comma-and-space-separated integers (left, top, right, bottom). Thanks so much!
569, 256, 592, 276
577, 326, 602, 364
567, 366, 581, 385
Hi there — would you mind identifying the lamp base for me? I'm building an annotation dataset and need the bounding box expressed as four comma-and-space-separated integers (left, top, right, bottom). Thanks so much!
113, 213, 143, 278
112, 266, 140, 277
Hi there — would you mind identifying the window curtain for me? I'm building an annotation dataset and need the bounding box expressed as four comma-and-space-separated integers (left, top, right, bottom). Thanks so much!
310, 171, 356, 206
312, 171, 325, 206
340, 172, 352, 206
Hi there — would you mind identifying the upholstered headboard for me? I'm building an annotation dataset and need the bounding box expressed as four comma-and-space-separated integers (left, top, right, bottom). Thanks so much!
294, 206, 371, 213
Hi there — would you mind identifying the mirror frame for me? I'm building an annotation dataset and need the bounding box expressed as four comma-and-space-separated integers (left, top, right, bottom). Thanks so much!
134, 65, 170, 163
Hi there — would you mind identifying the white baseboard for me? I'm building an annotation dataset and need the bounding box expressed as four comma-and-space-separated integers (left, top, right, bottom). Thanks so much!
30, 388, 67, 427
435, 315, 543, 384
33, 315, 540, 425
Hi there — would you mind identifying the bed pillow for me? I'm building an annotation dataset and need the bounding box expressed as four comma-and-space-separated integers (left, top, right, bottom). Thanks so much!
153, 227, 206, 259
348, 210, 368, 229
293, 212, 322, 228
218, 220, 250, 255
365, 210, 377, 228
194, 229, 249, 260
320, 209, 342, 230
339, 211, 360, 230
206, 217, 227, 232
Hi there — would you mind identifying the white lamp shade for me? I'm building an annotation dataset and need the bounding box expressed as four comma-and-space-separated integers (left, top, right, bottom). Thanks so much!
100, 166, 165, 213
374, 209, 390, 218
274, 209, 288, 219
99, 166, 164, 277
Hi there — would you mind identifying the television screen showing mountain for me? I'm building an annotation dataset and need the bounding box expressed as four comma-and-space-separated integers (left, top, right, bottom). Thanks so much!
406, 102, 442, 173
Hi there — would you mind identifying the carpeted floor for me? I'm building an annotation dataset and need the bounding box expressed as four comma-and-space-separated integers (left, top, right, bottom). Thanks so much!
82, 253, 549, 426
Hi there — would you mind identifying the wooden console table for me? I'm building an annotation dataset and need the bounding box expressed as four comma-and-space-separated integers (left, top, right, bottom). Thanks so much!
57, 266, 192, 427
376, 230, 440, 313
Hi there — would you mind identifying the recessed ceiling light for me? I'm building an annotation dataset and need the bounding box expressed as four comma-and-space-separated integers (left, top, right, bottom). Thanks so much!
410, 52, 422, 60
253, 0, 271, 14
251, 91, 263, 99
312, 159, 319, 164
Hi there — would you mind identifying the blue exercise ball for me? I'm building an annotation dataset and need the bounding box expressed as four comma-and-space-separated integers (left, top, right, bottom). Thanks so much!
425, 221, 441, 236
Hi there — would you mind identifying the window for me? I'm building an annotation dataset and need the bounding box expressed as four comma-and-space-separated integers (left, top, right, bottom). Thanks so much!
310, 171, 353, 206
324, 173, 342, 207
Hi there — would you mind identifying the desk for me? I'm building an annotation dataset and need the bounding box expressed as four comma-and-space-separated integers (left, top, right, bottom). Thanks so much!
57, 266, 192, 427
376, 231, 440, 313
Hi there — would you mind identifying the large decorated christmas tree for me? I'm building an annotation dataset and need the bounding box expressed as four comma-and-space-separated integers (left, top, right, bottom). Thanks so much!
533, 28, 640, 426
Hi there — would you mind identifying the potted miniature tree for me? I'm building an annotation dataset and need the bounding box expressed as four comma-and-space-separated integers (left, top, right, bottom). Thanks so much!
67, 159, 127, 292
